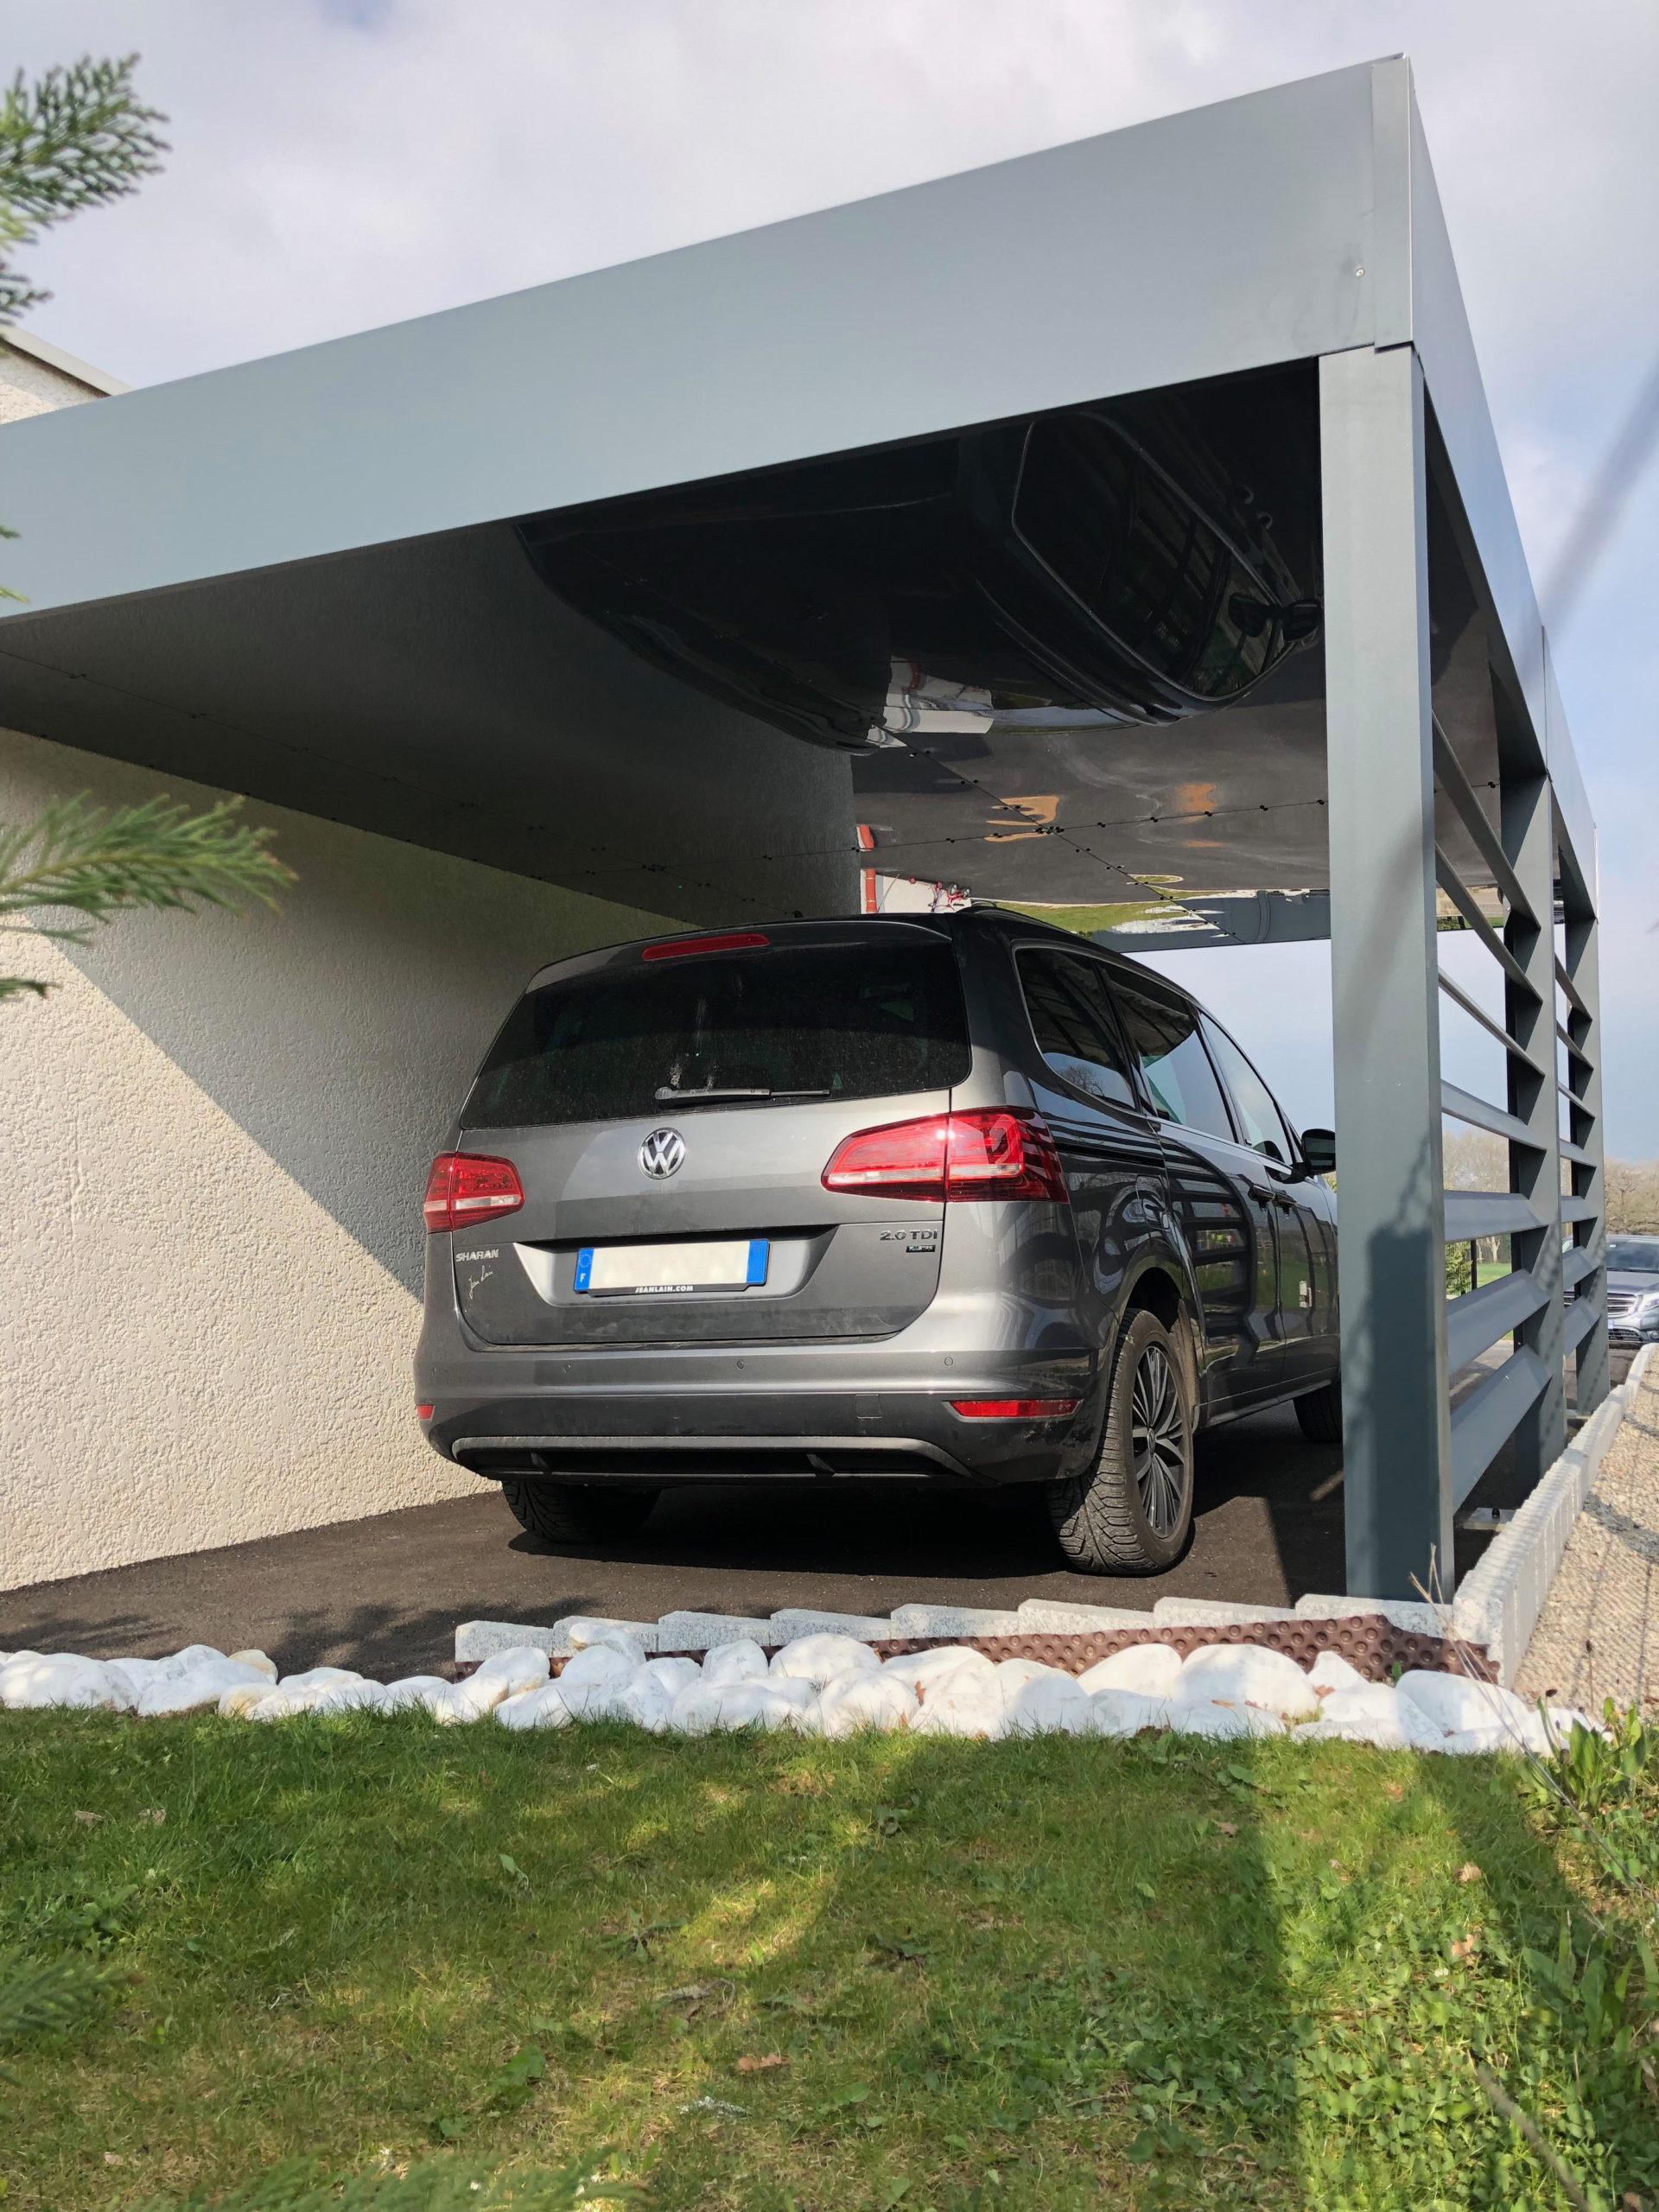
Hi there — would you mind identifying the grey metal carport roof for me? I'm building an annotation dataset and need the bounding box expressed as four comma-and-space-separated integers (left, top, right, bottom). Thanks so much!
0, 56, 1592, 905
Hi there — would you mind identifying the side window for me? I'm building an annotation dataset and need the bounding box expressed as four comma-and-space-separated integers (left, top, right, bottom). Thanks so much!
1201, 1017, 1295, 1166
1111, 977, 1236, 1141
1016, 949, 1138, 1109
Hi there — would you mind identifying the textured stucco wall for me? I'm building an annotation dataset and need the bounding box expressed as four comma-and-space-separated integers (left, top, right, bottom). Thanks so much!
0, 725, 683, 1591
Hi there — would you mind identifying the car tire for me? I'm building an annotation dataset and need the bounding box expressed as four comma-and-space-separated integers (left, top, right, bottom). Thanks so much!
1046, 1310, 1194, 1573
499, 1480, 660, 1545
1294, 1378, 1343, 1445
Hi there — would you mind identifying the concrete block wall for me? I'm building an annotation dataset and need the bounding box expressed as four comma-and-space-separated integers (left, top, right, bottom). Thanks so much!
0, 724, 684, 1591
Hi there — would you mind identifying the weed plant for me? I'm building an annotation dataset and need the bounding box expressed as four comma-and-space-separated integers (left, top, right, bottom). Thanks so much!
1, 1707, 1656, 2210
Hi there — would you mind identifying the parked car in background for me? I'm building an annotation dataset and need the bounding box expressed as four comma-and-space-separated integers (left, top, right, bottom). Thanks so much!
1605, 1235, 1659, 1347
416, 912, 1338, 1573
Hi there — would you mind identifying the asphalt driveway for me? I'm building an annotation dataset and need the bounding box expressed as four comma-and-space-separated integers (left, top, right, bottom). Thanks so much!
7, 1359, 1624, 1681
6, 1400, 1346, 1678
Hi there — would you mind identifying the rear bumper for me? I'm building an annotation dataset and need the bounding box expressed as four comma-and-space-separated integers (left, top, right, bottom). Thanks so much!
421, 1375, 1097, 1487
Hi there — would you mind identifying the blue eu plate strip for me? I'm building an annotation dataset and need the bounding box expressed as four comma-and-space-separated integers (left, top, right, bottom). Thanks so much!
574, 1248, 594, 1292
747, 1238, 769, 1285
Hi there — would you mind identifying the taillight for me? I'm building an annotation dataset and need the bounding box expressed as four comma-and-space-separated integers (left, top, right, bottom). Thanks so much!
822, 1109, 1068, 1204
423, 1153, 524, 1233
950, 1398, 1082, 1419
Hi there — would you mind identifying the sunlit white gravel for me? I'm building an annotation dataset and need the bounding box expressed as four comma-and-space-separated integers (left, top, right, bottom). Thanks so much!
0, 1633, 1605, 1756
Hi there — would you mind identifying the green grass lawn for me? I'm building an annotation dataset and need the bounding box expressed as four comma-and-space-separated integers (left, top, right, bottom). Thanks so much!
2, 1709, 1656, 2211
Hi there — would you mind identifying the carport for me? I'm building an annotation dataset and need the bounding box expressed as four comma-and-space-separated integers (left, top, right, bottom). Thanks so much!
0, 55, 1605, 1601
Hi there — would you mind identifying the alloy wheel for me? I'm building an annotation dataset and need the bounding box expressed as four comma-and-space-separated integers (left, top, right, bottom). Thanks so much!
1129, 1344, 1187, 1535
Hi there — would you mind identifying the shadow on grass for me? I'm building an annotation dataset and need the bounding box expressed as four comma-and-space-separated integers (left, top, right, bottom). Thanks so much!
3, 1704, 1647, 2212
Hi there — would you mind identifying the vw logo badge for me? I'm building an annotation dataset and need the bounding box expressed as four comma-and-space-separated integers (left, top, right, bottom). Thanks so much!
639, 1128, 685, 1180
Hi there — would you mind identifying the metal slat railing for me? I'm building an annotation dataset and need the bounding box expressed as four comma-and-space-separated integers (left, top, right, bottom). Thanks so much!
1433, 814, 1566, 1513
1445, 1190, 1544, 1242
1432, 719, 1535, 923
1450, 1347, 1551, 1508
1446, 1270, 1548, 1373
1438, 969, 1547, 1077
1441, 1079, 1544, 1151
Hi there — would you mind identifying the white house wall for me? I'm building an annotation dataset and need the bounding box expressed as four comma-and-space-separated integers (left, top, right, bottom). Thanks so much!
0, 725, 683, 1592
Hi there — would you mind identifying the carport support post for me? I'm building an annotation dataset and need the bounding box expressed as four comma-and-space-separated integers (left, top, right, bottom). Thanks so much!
1320, 345, 1456, 1600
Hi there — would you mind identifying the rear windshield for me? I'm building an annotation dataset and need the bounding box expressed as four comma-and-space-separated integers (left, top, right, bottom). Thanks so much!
463, 939, 972, 1129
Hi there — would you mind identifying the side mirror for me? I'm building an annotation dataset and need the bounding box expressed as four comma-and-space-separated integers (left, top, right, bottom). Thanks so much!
1299, 1127, 1336, 1176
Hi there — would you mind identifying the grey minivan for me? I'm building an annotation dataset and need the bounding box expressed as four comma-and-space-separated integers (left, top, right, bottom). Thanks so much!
415, 911, 1339, 1573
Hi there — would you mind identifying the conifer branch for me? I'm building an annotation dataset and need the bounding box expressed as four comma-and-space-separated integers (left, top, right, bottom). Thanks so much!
0, 793, 295, 1003
0, 54, 168, 321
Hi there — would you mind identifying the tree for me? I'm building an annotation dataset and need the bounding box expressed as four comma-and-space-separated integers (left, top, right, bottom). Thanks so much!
1, 54, 295, 996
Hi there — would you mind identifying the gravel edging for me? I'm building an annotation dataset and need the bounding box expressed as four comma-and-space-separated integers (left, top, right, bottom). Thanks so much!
1453, 1344, 1656, 1687
1516, 1346, 1659, 1710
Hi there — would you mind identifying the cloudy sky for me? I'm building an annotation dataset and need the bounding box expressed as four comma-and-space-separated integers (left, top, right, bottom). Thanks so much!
10, 0, 1658, 1151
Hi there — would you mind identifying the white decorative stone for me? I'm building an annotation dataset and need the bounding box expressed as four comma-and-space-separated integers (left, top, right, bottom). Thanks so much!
1395, 1669, 1533, 1739
1008, 1671, 1092, 1735
1077, 1643, 1183, 1699
454, 1619, 566, 1663
1166, 1699, 1285, 1741
668, 1679, 798, 1734
616, 1666, 677, 1732
1081, 1688, 1172, 1737
644, 1656, 703, 1699
380, 1675, 454, 1713
136, 1656, 273, 1717
882, 1644, 994, 1693
228, 1649, 279, 1681
1306, 1650, 1370, 1694
770, 1634, 881, 1688
470, 1646, 553, 1696
1152, 1598, 1298, 1625
1301, 1683, 1408, 1745
245, 1675, 365, 1720
219, 1679, 277, 1718
815, 1673, 918, 1738
910, 1671, 1007, 1739
559, 1617, 663, 1656
1428, 1724, 1516, 1756
1015, 1599, 1157, 1631
496, 1681, 573, 1731
1176, 1645, 1320, 1721
0, 1653, 135, 1712
702, 1640, 771, 1688
887, 1604, 1026, 1637
558, 1644, 639, 1693
310, 1678, 392, 1714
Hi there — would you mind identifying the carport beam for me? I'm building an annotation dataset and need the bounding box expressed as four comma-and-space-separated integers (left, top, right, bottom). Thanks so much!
1319, 344, 1456, 1600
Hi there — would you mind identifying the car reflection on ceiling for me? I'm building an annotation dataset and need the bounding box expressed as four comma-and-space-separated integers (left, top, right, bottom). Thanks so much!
517, 391, 1322, 753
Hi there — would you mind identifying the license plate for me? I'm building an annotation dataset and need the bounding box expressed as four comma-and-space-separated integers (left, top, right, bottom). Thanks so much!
574, 1238, 769, 1295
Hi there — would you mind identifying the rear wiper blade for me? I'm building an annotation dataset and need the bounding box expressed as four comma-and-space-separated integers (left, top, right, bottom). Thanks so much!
652, 1085, 830, 1101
